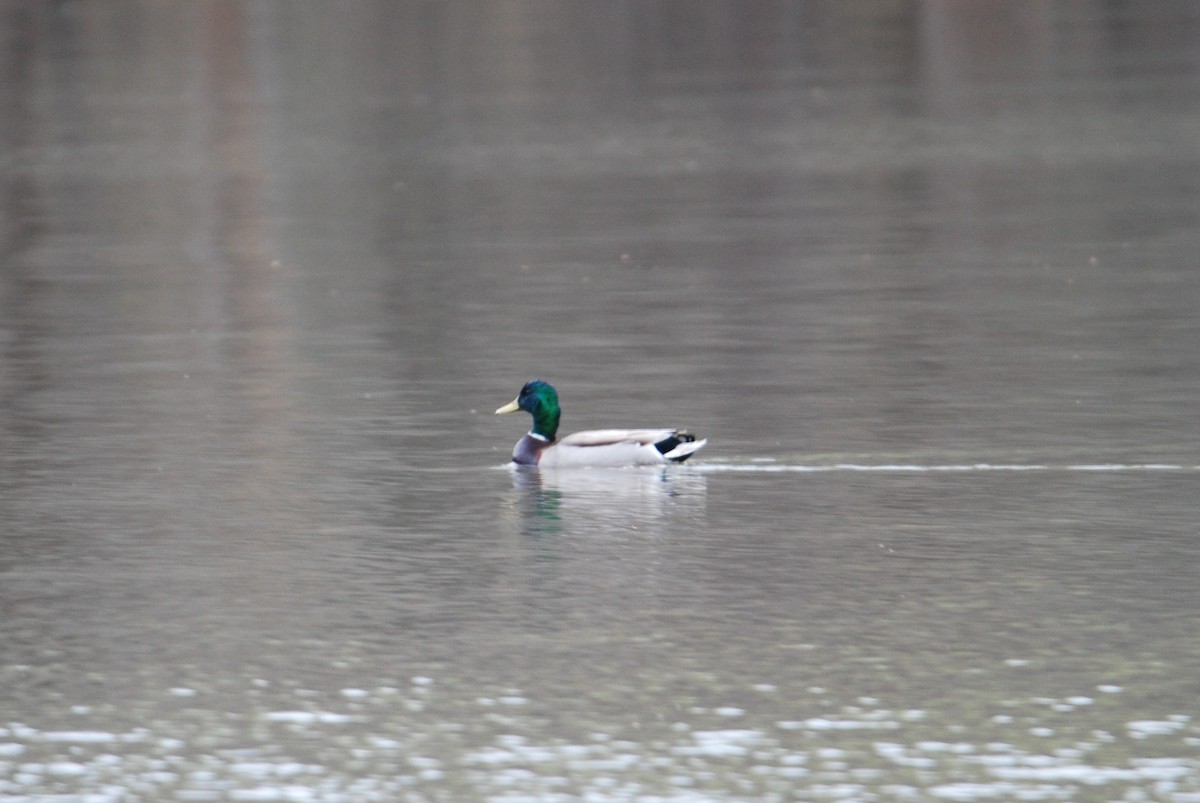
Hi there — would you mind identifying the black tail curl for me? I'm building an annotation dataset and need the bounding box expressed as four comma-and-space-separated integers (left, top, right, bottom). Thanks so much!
654, 430, 698, 461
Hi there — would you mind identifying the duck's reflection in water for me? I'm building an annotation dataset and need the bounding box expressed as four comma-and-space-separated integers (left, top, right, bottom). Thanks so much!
507, 465, 707, 539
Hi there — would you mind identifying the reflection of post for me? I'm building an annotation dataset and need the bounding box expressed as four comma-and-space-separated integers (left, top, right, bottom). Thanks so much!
205, 0, 275, 328
0, 5, 36, 262
914, 1, 1061, 258
201, 2, 301, 530
918, 1, 1055, 118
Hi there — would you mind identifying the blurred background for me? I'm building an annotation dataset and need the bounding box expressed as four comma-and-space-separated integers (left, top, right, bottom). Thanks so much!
2, 1, 1199, 800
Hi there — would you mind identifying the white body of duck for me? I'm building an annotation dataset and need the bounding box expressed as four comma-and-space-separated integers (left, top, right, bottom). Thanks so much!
496, 380, 707, 468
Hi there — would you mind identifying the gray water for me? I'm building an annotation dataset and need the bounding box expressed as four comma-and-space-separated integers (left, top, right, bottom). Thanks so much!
3, 2, 1200, 801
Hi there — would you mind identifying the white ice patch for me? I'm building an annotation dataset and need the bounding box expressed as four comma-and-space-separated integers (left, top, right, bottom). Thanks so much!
1128, 720, 1187, 738
38, 731, 119, 743
672, 729, 765, 758
988, 763, 1192, 783
801, 717, 900, 731
929, 781, 1021, 800
261, 711, 353, 725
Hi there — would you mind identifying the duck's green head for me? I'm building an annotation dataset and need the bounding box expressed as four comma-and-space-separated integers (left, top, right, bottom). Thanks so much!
495, 379, 561, 440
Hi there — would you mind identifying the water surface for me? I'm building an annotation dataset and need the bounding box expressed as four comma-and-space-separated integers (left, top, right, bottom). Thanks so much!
2, 2, 1199, 800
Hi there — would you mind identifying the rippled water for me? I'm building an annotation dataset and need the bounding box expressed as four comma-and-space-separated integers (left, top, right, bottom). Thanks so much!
3, 1, 1200, 800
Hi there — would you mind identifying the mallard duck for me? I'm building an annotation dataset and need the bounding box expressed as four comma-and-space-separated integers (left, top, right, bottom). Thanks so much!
495, 379, 707, 468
